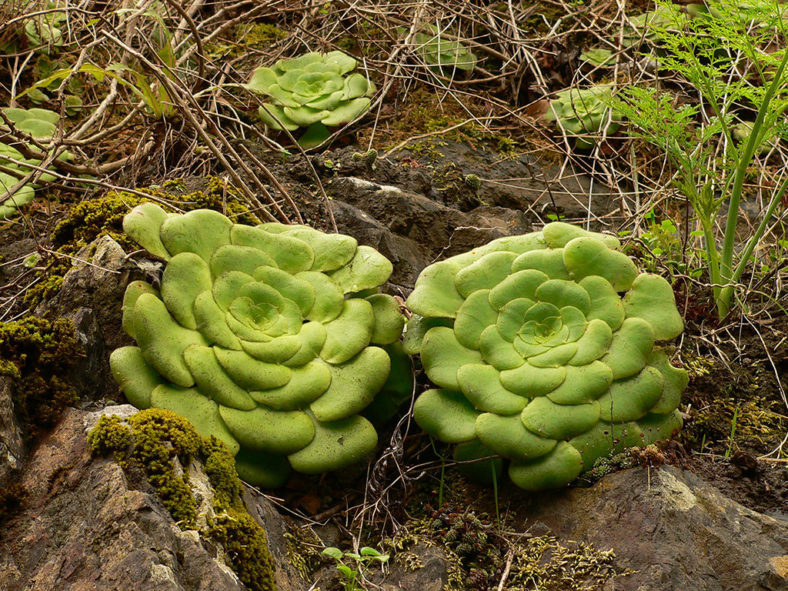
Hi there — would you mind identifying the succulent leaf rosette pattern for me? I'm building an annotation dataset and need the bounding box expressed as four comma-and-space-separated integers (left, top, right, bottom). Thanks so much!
545, 85, 623, 150
406, 222, 687, 490
1, 107, 71, 219
245, 51, 375, 146
110, 204, 405, 487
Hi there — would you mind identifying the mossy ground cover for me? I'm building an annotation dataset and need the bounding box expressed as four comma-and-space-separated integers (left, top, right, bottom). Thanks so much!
0, 315, 81, 438
89, 408, 275, 591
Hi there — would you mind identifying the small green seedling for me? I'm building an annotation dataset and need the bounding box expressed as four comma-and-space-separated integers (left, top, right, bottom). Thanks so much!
321, 546, 390, 591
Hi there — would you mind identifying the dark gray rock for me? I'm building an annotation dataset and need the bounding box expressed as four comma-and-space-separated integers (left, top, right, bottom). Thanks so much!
328, 176, 530, 290
0, 376, 24, 490
36, 235, 141, 352
381, 543, 450, 591
522, 465, 788, 591
0, 407, 307, 591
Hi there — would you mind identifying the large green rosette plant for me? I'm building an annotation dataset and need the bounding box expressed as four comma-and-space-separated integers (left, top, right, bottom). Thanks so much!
110, 204, 405, 487
245, 51, 376, 148
406, 222, 687, 490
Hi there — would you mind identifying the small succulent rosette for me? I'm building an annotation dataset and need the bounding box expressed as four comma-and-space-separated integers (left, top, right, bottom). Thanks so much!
245, 51, 376, 147
545, 85, 622, 150
1, 107, 70, 219
406, 222, 687, 490
111, 204, 405, 487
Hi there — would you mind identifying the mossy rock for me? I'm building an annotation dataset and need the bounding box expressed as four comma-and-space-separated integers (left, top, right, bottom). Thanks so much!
89, 408, 275, 591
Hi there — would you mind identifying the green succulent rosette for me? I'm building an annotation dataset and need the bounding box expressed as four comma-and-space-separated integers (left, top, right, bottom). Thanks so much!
245, 51, 376, 147
413, 26, 477, 74
1, 107, 71, 219
406, 222, 687, 491
545, 85, 623, 150
110, 204, 406, 487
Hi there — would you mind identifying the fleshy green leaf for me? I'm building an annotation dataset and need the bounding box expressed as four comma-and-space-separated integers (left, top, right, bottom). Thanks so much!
160, 209, 233, 262
421, 326, 483, 390
219, 405, 314, 454
475, 413, 557, 461
133, 293, 207, 387
563, 237, 637, 291
457, 363, 527, 415
287, 413, 377, 473
406, 260, 465, 318
366, 293, 405, 345
413, 388, 479, 442
601, 317, 655, 380
123, 202, 171, 259
622, 274, 683, 340
311, 347, 390, 421
521, 397, 600, 440
508, 442, 583, 490
320, 299, 375, 364
597, 366, 664, 422
109, 346, 163, 409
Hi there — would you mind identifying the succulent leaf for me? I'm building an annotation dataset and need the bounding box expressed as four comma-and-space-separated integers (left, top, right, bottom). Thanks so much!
112, 206, 405, 486
408, 221, 686, 490
109, 346, 163, 409
287, 413, 378, 474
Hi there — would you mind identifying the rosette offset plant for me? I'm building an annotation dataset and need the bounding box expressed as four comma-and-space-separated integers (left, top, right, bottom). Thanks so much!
1, 107, 70, 219
245, 51, 376, 148
413, 26, 478, 74
545, 85, 623, 150
110, 203, 406, 487
406, 222, 687, 491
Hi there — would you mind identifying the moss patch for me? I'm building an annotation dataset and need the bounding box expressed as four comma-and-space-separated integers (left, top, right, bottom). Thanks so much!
234, 23, 287, 48
89, 408, 275, 590
0, 315, 82, 438
283, 527, 324, 582
357, 87, 522, 157
208, 510, 276, 591
89, 411, 200, 527
26, 177, 258, 307
387, 498, 633, 591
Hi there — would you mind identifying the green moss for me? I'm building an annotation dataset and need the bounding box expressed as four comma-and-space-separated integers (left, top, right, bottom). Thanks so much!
26, 177, 258, 307
506, 535, 634, 591
201, 436, 244, 513
284, 528, 324, 582
208, 510, 276, 591
359, 87, 522, 158
389, 497, 633, 591
0, 316, 81, 438
235, 23, 287, 47
684, 352, 785, 453
88, 415, 132, 458
576, 449, 638, 486
89, 408, 276, 589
